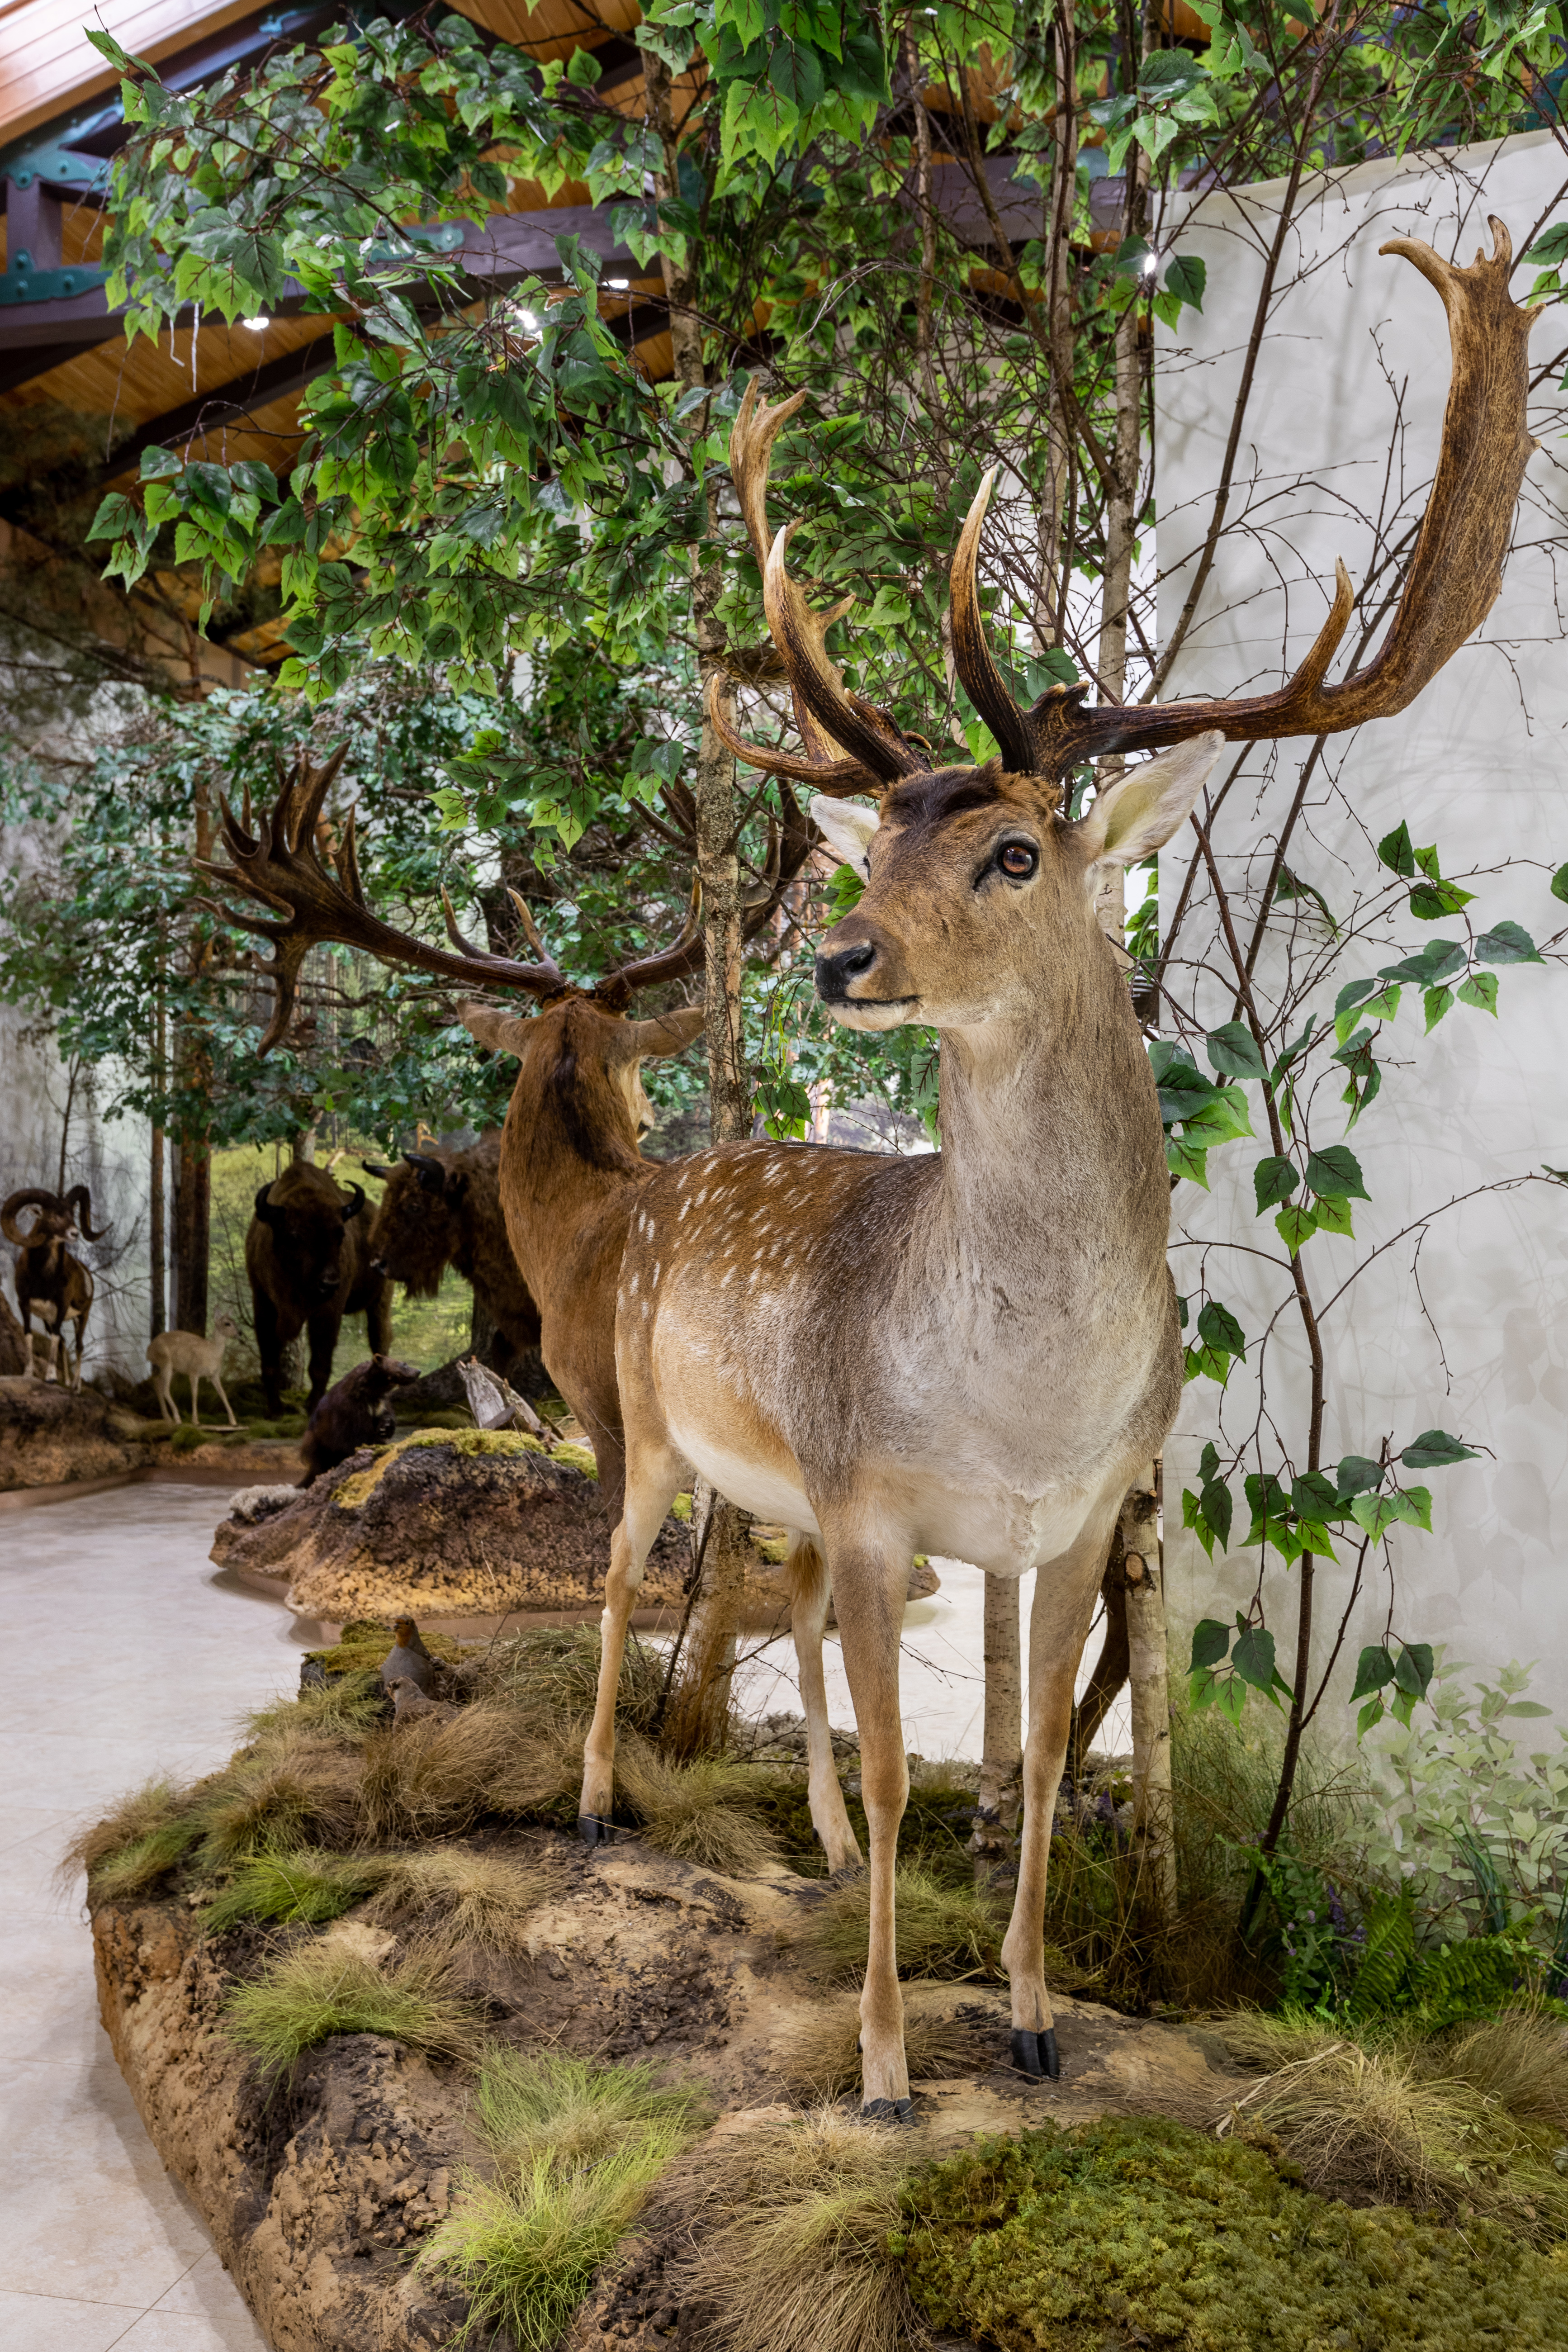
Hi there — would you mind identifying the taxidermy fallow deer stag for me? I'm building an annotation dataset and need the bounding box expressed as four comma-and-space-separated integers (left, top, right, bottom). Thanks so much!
202, 223, 1533, 2117
194, 744, 812, 1519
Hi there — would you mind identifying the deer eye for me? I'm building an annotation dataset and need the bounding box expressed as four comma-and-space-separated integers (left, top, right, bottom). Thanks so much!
998, 841, 1038, 881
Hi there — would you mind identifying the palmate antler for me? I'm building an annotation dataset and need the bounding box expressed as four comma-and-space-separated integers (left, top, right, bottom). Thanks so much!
200, 743, 812, 1055
720, 220, 1538, 796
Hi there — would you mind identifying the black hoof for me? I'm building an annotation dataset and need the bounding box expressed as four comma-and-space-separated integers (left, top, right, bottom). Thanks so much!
1010, 2027, 1061, 2081
577, 1814, 616, 1847
861, 2097, 915, 2124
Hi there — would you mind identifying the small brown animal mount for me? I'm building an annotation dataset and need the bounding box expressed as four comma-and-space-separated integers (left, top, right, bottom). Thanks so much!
147, 1314, 241, 1428
1, 1185, 105, 1387
298, 1353, 421, 1488
199, 224, 1535, 2119
381, 1617, 436, 1696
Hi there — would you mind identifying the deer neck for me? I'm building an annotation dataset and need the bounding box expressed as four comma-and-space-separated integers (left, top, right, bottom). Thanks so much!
924, 932, 1168, 1307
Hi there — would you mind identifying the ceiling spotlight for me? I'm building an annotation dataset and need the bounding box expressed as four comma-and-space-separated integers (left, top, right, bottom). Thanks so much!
607, 277, 629, 290
242, 315, 270, 331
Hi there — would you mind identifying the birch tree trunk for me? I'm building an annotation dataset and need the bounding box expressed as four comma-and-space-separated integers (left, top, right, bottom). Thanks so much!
971, 1573, 1023, 1885
1121, 1470, 1176, 1924
643, 45, 752, 1753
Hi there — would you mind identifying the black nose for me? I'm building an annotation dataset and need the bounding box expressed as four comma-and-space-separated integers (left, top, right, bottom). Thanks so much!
816, 940, 877, 1001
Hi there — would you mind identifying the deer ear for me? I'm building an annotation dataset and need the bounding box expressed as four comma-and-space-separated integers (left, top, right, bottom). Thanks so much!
810, 795, 881, 873
610, 1004, 705, 1064
460, 1002, 534, 1057
1073, 732, 1225, 868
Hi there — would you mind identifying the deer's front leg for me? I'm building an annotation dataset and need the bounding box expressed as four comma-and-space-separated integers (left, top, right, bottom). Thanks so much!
578, 1439, 682, 1844
827, 1531, 912, 2119
1003, 1497, 1124, 2082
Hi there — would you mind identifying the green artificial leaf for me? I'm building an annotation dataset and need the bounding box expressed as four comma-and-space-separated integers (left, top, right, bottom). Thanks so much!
1310, 1195, 1355, 1238
1199, 1442, 1219, 1481
1291, 1470, 1340, 1520
1305, 1143, 1368, 1201
1379, 940, 1466, 986
1197, 1300, 1246, 1356
1253, 1155, 1298, 1212
1200, 1476, 1233, 1552
1424, 986, 1454, 1031
1352, 1493, 1401, 1541
565, 41, 602, 82
1409, 879, 1475, 920
1163, 253, 1207, 312
1232, 1624, 1285, 1700
769, 38, 825, 109
1336, 1455, 1384, 1502
1475, 920, 1543, 965
1377, 820, 1417, 877
1165, 1134, 1210, 1186
1275, 1202, 1317, 1255
1205, 1020, 1267, 1082
1399, 1428, 1480, 1469
1550, 861, 1568, 904
1189, 1617, 1231, 1670
1458, 972, 1499, 1016
139, 445, 183, 480
1334, 978, 1379, 1042
1393, 1641, 1435, 1699
1350, 1644, 1395, 1701
1357, 1694, 1387, 1736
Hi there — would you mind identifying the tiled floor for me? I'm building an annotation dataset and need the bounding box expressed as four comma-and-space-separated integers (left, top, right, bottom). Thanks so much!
0, 1479, 1129, 2352
0, 1484, 315, 2352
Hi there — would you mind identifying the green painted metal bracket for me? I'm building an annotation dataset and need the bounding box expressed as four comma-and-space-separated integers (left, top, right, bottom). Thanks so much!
2, 143, 111, 194
0, 252, 110, 305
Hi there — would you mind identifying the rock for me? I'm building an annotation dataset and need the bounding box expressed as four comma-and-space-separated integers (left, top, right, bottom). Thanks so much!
211, 1428, 691, 1622
227, 1482, 302, 1525
0, 1376, 156, 1489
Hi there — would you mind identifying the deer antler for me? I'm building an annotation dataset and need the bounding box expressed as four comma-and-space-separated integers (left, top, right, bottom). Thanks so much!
950, 220, 1539, 780
720, 380, 931, 796
198, 744, 570, 1053
201, 744, 814, 1049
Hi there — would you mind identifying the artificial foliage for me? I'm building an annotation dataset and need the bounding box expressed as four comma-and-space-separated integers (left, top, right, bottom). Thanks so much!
895, 2115, 1568, 2352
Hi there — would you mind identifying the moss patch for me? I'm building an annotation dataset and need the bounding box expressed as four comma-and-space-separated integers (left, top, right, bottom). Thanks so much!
330, 1426, 597, 1512
897, 2114, 1568, 2352
305, 1620, 466, 1676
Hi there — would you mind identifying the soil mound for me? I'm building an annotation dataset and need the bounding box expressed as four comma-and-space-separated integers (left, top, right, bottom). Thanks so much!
0, 1376, 155, 1489
210, 1428, 690, 1620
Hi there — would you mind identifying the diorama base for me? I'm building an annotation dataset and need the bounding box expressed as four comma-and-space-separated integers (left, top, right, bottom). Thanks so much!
92, 1836, 1248, 2352
0, 1376, 305, 1500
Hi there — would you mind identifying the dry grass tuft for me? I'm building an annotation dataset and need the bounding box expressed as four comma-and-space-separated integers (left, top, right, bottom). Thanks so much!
224, 1938, 480, 2076
62, 1778, 201, 1901
191, 1736, 362, 1867
1217, 2006, 1568, 2236
474, 1624, 662, 1734
419, 2049, 707, 2352
365, 1844, 570, 1957
1442, 2007, 1568, 2135
356, 1703, 523, 1842
804, 1866, 1009, 1983
667, 2107, 925, 2352
615, 1739, 780, 1877
487, 1716, 590, 1825
245, 1668, 388, 1740
772, 1986, 979, 2100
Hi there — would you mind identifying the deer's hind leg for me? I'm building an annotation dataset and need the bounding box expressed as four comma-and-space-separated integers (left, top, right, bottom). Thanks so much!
785, 1534, 862, 1874
823, 1517, 914, 2119
1003, 1490, 1125, 2081
578, 1430, 685, 1844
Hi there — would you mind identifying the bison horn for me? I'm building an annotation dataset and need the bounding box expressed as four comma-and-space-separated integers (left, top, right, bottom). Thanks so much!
339, 1182, 367, 1221
360, 1161, 396, 1179
253, 1183, 286, 1229
404, 1152, 447, 1195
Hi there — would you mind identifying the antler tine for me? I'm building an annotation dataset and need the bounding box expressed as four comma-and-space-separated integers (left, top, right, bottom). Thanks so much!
730, 376, 810, 569
728, 382, 914, 773
706, 674, 885, 797
1033, 220, 1537, 779
333, 805, 368, 910
507, 887, 562, 972
950, 469, 1039, 775
287, 741, 351, 856
763, 522, 930, 786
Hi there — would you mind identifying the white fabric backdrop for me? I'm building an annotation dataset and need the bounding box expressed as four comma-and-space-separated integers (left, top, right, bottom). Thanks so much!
1155, 131, 1568, 1732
